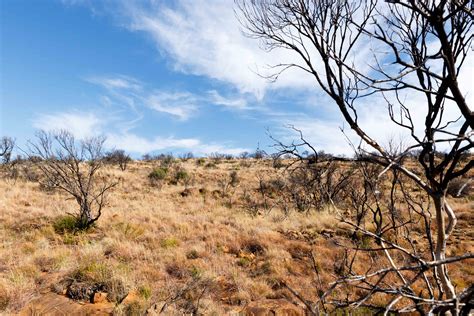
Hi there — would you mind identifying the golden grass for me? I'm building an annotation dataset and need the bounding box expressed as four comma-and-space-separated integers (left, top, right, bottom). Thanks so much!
0, 159, 472, 314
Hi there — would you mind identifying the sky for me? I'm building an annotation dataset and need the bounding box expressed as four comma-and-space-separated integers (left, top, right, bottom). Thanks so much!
1, 0, 472, 157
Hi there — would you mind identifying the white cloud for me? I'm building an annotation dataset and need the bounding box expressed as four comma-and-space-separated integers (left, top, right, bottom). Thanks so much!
32, 110, 249, 156
32, 111, 103, 139
208, 90, 248, 110
106, 132, 248, 155
87, 74, 260, 121
86, 75, 142, 91
145, 91, 197, 120
62, 1, 474, 155
116, 0, 316, 98
106, 133, 199, 153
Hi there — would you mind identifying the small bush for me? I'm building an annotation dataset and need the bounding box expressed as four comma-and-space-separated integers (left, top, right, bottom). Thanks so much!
158, 153, 175, 167
237, 257, 251, 267
53, 216, 80, 233
189, 266, 203, 278
66, 262, 127, 303
174, 169, 189, 183
186, 250, 200, 260
272, 158, 285, 169
229, 171, 240, 187
205, 162, 217, 169
148, 167, 168, 187
138, 285, 152, 300
179, 152, 194, 162
103, 149, 131, 171
166, 263, 187, 279
161, 237, 179, 248
115, 222, 145, 241
209, 152, 226, 162
196, 158, 206, 166
72, 262, 111, 283
149, 167, 168, 180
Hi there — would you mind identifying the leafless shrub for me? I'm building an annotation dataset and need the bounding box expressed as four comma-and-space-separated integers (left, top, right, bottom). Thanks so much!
142, 152, 175, 166
239, 151, 250, 159
208, 152, 227, 162
103, 149, 131, 171
218, 171, 240, 207
27, 130, 117, 230
158, 277, 212, 315
0, 137, 14, 164
252, 146, 267, 160
179, 152, 194, 162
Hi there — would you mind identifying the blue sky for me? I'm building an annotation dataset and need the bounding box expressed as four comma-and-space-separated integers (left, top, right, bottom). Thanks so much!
0, 1, 292, 156
1, 1, 471, 157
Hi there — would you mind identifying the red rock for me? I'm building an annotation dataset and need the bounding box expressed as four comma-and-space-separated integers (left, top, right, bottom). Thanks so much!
93, 292, 108, 304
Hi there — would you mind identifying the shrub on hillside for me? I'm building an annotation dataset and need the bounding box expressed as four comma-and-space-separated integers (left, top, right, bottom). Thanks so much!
103, 149, 131, 171
28, 130, 116, 230
148, 167, 168, 187
196, 158, 206, 166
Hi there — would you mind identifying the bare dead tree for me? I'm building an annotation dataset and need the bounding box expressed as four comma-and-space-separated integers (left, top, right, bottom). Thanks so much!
236, 0, 473, 313
28, 130, 117, 230
0, 136, 15, 164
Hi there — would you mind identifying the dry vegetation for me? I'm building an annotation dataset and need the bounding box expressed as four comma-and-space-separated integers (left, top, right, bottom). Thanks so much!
0, 157, 472, 315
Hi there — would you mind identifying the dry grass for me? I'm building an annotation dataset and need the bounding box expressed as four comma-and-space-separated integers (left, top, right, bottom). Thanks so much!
0, 159, 472, 314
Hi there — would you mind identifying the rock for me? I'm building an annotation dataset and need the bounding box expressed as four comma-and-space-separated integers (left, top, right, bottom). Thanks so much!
93, 292, 108, 304
66, 281, 105, 302
121, 290, 139, 306
19, 292, 114, 316
243, 299, 305, 316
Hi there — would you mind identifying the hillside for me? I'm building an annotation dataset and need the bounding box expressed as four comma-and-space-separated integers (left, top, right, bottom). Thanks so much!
0, 158, 472, 315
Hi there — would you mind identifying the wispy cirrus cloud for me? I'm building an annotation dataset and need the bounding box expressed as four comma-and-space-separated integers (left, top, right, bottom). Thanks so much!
112, 0, 317, 99
86, 74, 142, 91
145, 91, 197, 121
57, 1, 474, 157
86, 74, 259, 120
86, 74, 198, 120
208, 90, 248, 110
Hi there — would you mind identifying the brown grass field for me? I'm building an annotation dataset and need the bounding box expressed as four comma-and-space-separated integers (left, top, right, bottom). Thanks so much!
0, 158, 472, 315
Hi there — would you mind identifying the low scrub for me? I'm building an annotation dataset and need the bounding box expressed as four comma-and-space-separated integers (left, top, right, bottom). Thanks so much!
53, 216, 82, 234
148, 167, 168, 187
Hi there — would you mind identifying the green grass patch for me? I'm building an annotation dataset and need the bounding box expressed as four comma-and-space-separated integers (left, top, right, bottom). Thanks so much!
160, 237, 179, 249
